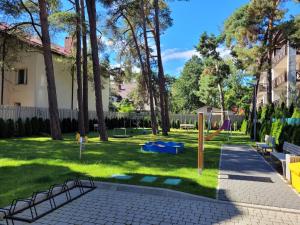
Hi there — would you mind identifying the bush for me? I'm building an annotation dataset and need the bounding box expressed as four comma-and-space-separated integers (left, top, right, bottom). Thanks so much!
71, 119, 78, 132
270, 120, 284, 145
240, 120, 248, 133
292, 108, 300, 118
6, 119, 15, 137
38, 118, 46, 133
31, 117, 39, 135
291, 126, 300, 146
24, 118, 32, 136
0, 118, 7, 138
16, 118, 25, 137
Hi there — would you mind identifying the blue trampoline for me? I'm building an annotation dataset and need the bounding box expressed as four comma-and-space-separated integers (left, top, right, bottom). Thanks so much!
141, 141, 184, 154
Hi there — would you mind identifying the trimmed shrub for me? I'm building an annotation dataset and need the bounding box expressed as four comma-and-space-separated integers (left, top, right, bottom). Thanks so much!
6, 119, 15, 137
38, 118, 46, 133
240, 120, 248, 133
16, 118, 25, 137
31, 117, 39, 135
292, 108, 300, 118
0, 118, 7, 138
24, 118, 32, 136
270, 120, 284, 145
291, 126, 300, 146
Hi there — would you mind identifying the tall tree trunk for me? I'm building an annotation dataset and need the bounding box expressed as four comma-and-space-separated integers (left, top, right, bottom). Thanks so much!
81, 0, 89, 133
218, 83, 226, 124
266, 3, 277, 105
38, 0, 62, 140
122, 13, 156, 132
75, 0, 85, 137
1, 37, 6, 105
153, 0, 169, 135
141, 0, 158, 135
71, 64, 75, 110
86, 0, 108, 141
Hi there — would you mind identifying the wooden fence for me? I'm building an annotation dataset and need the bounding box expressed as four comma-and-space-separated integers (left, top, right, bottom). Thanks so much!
0, 105, 245, 124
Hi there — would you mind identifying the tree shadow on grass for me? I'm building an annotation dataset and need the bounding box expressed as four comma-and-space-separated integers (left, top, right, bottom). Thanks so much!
0, 163, 85, 207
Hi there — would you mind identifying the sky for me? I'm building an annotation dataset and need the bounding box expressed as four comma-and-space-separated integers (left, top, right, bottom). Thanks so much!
52, 0, 300, 77
160, 0, 300, 77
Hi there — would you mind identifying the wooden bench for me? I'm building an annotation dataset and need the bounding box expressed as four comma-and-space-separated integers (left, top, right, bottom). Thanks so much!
270, 142, 300, 178
180, 124, 195, 130
256, 135, 275, 153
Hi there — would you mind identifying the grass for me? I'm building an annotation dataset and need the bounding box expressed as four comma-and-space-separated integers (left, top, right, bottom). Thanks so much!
0, 129, 251, 207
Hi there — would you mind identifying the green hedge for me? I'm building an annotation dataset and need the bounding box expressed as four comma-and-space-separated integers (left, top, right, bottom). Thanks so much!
240, 119, 248, 133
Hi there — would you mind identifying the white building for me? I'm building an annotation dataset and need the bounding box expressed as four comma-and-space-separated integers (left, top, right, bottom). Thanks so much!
0, 27, 109, 112
257, 42, 300, 107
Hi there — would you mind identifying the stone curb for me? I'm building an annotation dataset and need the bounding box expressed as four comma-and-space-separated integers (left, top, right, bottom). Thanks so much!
95, 181, 300, 214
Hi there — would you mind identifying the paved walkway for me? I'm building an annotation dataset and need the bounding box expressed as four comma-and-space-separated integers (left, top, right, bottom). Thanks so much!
2, 184, 299, 225
218, 145, 300, 210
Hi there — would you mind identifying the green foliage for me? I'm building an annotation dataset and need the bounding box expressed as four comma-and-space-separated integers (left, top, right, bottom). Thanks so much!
270, 120, 284, 145
0, 118, 7, 138
114, 99, 135, 113
291, 126, 300, 145
24, 118, 32, 136
292, 107, 300, 118
6, 119, 15, 137
198, 74, 219, 107
16, 118, 25, 137
240, 119, 248, 133
31, 117, 39, 135
171, 56, 204, 112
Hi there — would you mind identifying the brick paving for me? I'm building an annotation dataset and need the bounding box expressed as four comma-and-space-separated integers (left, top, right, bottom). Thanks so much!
2, 186, 299, 225
218, 145, 300, 210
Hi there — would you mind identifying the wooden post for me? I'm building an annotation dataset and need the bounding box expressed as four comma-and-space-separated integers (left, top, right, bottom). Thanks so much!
198, 112, 204, 175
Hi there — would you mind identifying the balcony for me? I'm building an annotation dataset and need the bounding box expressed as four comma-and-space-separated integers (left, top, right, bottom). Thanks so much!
272, 45, 287, 66
272, 72, 287, 88
258, 84, 267, 92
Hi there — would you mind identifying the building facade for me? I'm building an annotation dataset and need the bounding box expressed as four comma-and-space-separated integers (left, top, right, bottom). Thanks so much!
0, 32, 109, 112
257, 42, 300, 107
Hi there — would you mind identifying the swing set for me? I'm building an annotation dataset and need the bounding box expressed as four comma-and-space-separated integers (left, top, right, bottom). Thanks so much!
205, 110, 232, 141
197, 111, 233, 175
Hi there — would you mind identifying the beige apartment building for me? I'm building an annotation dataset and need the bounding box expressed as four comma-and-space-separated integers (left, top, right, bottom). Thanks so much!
257, 42, 300, 107
0, 26, 109, 112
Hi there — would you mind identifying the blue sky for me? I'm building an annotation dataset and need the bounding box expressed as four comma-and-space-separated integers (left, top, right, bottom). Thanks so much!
53, 0, 300, 77
160, 0, 300, 76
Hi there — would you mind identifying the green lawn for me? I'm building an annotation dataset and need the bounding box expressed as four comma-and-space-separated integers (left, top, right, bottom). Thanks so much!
0, 129, 250, 207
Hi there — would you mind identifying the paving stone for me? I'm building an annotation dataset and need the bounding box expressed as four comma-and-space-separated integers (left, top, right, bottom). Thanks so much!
218, 145, 300, 210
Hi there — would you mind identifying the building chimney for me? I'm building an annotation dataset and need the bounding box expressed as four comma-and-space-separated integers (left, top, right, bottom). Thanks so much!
64, 36, 74, 54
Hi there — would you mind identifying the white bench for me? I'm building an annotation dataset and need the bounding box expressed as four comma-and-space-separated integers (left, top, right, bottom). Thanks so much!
270, 142, 300, 178
256, 135, 275, 153
180, 124, 195, 130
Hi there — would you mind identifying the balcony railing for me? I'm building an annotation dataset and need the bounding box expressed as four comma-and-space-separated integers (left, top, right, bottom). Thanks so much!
272, 72, 287, 88
272, 45, 287, 66
258, 84, 267, 92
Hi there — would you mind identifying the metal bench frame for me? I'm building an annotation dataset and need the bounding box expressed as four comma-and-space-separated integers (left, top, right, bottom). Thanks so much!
0, 177, 95, 224
256, 135, 275, 154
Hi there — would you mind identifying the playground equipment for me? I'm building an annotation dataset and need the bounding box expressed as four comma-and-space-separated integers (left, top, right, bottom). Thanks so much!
113, 128, 132, 138
205, 111, 232, 141
205, 119, 231, 141
141, 141, 184, 154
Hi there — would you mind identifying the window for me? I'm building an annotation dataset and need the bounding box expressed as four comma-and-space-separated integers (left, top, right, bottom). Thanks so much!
14, 102, 21, 107
16, 69, 27, 85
